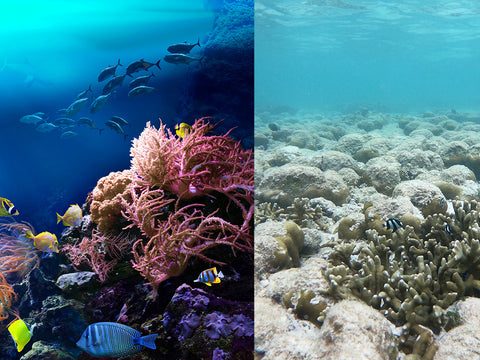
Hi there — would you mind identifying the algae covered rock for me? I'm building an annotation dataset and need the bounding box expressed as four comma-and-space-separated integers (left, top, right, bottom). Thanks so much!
20, 341, 76, 360
317, 300, 397, 360
255, 221, 304, 278
363, 156, 401, 195
392, 180, 445, 215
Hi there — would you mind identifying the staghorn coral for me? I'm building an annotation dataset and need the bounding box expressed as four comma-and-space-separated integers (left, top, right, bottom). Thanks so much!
325, 200, 480, 357
90, 170, 133, 233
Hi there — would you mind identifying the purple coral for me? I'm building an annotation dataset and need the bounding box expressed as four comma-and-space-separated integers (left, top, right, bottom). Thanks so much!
179, 312, 202, 340
204, 312, 233, 339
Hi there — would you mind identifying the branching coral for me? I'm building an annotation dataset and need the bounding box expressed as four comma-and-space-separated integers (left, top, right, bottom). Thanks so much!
325, 200, 480, 355
62, 229, 133, 282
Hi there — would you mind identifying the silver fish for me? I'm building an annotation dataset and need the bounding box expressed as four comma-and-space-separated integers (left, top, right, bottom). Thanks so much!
76, 84, 92, 100
126, 59, 161, 76
105, 120, 124, 134
65, 98, 89, 117
98, 59, 122, 82
60, 131, 78, 139
54, 117, 76, 126
164, 54, 203, 65
89, 93, 111, 113
19, 114, 44, 124
167, 39, 200, 54
102, 75, 125, 95
36, 122, 57, 132
128, 73, 155, 89
111, 116, 128, 126
78, 117, 103, 135
128, 85, 155, 98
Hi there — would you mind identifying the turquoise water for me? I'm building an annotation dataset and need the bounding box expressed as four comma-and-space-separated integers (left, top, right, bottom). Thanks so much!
255, 0, 480, 112
0, 0, 216, 230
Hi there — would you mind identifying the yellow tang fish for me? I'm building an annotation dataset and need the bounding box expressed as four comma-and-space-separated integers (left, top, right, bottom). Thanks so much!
194, 267, 224, 286
175, 123, 192, 138
25, 230, 58, 253
8, 318, 31, 352
0, 197, 19, 216
57, 204, 82, 227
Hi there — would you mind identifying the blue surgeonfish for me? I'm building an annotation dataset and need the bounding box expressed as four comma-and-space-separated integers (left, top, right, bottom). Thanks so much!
194, 267, 224, 286
76, 322, 157, 358
383, 218, 403, 233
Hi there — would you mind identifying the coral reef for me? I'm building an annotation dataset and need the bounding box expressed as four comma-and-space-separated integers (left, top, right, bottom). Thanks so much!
325, 200, 480, 355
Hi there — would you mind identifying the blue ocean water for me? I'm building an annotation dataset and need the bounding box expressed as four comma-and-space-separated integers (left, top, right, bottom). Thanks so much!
0, 1, 221, 232
255, 0, 480, 113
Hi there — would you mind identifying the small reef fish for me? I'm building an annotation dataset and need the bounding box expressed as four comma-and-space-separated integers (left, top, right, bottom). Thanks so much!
128, 85, 155, 98
194, 267, 224, 286
164, 54, 202, 65
25, 230, 59, 253
128, 72, 155, 89
60, 131, 78, 139
76, 84, 93, 100
175, 123, 192, 138
65, 98, 89, 117
90, 93, 111, 113
102, 74, 125, 95
167, 39, 201, 54
126, 59, 161, 76
445, 223, 452, 234
98, 59, 122, 82
0, 197, 18, 216
36, 122, 57, 132
57, 204, 83, 227
76, 322, 157, 358
383, 218, 403, 233
111, 116, 129, 126
7, 318, 31, 352
19, 114, 44, 125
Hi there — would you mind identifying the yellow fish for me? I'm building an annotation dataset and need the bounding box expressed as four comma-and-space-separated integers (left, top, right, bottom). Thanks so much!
25, 230, 58, 253
8, 318, 31, 352
194, 267, 224, 286
175, 123, 192, 138
0, 197, 19, 216
57, 204, 82, 227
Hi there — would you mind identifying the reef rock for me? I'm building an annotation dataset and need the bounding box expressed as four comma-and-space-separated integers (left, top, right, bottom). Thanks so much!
20, 341, 76, 360
317, 300, 397, 360
255, 296, 322, 360
434, 324, 480, 360
364, 156, 401, 195
392, 180, 444, 212
56, 271, 97, 294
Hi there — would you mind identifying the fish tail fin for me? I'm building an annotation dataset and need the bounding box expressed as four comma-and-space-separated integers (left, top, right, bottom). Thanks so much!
217, 271, 224, 279
117, 59, 122, 66
88, 84, 92, 93
197, 37, 201, 47
99, 128, 104, 135
199, 56, 204, 64
151, 71, 155, 77
138, 334, 158, 350
56, 213, 62, 224
155, 60, 161, 70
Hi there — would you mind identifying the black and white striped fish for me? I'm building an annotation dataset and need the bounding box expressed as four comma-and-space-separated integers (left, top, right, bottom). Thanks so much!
383, 218, 403, 232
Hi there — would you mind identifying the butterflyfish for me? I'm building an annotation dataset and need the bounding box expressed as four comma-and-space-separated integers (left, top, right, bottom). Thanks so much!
76, 322, 158, 358
194, 267, 224, 286
8, 318, 31, 352
57, 204, 82, 227
0, 197, 19, 216
175, 123, 192, 138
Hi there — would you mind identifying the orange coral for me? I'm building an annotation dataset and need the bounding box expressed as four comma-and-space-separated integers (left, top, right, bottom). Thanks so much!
90, 170, 133, 232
